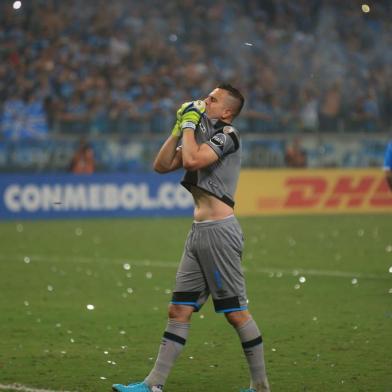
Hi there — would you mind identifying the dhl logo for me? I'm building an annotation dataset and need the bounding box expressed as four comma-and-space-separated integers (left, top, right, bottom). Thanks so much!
284, 176, 392, 208
256, 174, 392, 211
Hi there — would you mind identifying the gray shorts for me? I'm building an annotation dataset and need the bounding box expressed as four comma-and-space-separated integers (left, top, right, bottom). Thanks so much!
171, 215, 248, 313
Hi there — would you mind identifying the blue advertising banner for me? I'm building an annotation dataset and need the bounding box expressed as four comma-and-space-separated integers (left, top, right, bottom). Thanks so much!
0, 173, 194, 220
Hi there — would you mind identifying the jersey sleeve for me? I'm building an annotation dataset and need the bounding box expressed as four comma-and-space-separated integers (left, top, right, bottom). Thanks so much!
384, 142, 392, 170
205, 126, 240, 159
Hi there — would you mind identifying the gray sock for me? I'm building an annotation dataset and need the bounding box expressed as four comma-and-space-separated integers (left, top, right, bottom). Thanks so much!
145, 319, 190, 388
235, 318, 270, 391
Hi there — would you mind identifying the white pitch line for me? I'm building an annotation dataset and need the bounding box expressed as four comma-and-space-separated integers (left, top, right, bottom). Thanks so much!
0, 384, 76, 392
1, 254, 389, 280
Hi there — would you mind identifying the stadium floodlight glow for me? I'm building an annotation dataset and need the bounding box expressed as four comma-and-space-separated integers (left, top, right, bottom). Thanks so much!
13, 0, 22, 10
361, 4, 370, 13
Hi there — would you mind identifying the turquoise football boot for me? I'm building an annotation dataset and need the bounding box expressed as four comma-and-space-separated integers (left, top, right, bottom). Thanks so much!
112, 382, 151, 392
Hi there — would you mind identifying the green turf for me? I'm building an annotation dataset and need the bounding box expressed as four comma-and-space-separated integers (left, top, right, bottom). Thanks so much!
0, 215, 391, 392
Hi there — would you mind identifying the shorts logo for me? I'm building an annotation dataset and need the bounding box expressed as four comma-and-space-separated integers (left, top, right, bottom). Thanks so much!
211, 133, 226, 150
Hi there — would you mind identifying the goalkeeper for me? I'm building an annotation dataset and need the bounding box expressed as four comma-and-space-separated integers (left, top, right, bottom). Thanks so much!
113, 84, 271, 392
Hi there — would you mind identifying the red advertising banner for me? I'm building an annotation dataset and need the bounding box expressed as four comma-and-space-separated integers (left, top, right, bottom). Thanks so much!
236, 169, 392, 216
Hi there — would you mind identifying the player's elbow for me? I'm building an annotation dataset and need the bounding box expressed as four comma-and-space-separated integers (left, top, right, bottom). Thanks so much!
182, 157, 199, 171
153, 161, 169, 174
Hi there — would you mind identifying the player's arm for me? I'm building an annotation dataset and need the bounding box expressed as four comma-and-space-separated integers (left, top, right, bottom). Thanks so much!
153, 135, 183, 173
153, 102, 193, 173
179, 100, 219, 171
182, 129, 218, 171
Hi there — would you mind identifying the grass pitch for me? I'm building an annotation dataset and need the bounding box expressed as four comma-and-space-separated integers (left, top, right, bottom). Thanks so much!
0, 215, 391, 392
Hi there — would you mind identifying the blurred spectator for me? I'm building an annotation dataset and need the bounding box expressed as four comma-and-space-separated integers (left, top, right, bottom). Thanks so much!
319, 81, 342, 132
69, 139, 95, 174
58, 92, 89, 134
381, 80, 392, 130
299, 87, 319, 132
285, 138, 307, 168
1, 90, 48, 140
89, 94, 110, 134
246, 93, 281, 133
362, 88, 381, 132
348, 88, 381, 133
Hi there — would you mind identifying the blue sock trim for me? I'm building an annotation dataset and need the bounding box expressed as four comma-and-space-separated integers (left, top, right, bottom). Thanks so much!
216, 306, 248, 313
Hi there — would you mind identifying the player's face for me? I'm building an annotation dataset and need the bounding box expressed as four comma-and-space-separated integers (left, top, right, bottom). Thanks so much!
204, 88, 233, 121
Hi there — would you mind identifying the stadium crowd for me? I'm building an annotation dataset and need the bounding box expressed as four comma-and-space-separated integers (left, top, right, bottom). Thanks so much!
0, 0, 392, 140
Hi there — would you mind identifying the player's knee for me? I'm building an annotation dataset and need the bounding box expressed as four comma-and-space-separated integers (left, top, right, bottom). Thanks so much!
225, 309, 251, 328
168, 304, 193, 322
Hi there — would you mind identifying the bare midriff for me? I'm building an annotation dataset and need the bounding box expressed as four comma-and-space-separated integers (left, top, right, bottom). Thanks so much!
191, 186, 234, 221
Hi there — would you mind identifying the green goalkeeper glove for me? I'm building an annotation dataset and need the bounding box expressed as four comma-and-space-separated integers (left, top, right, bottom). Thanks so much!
171, 101, 192, 137
180, 100, 206, 131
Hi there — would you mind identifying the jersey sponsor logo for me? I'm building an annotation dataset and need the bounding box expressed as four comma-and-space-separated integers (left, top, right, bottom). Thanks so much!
223, 126, 234, 134
225, 127, 239, 151
210, 133, 226, 149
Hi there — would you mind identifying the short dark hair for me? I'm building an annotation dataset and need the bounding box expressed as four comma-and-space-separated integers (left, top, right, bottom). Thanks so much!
217, 83, 245, 118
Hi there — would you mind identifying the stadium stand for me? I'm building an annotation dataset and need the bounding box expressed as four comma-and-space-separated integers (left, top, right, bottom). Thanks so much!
0, 0, 391, 171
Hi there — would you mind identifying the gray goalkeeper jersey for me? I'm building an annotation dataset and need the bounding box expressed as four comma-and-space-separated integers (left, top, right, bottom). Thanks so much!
181, 115, 241, 208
